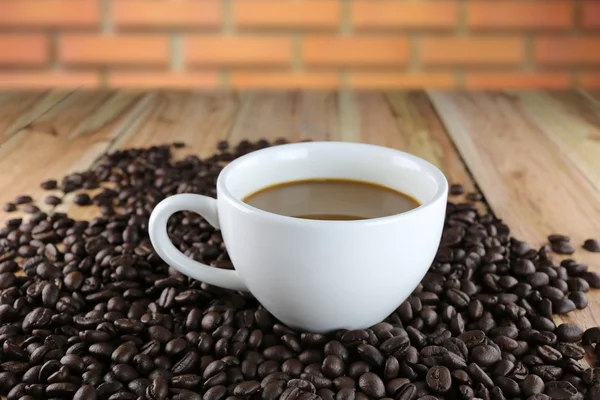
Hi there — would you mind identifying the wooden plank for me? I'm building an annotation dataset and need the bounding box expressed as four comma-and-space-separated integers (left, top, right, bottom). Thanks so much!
108, 92, 240, 157
582, 90, 600, 105
428, 91, 600, 334
58, 92, 242, 220
0, 91, 153, 225
228, 92, 338, 143
0, 91, 72, 144
339, 91, 477, 195
513, 91, 600, 192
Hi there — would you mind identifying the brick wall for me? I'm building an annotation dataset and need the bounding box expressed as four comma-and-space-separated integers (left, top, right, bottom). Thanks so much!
0, 0, 599, 90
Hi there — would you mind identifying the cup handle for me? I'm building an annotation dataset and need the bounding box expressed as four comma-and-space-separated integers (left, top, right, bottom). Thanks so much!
149, 194, 248, 292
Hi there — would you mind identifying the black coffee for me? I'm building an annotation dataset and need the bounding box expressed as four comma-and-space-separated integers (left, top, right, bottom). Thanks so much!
242, 178, 420, 220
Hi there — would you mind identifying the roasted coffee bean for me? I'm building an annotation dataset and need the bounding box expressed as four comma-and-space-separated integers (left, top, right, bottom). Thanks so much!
40, 180, 57, 190
262, 381, 284, 400
569, 291, 588, 309
356, 344, 384, 368
287, 378, 316, 393
493, 376, 519, 397
554, 299, 577, 314
0, 141, 599, 400
468, 363, 493, 388
0, 372, 17, 394
584, 272, 600, 288
537, 345, 563, 363
583, 238, 600, 252
582, 327, 600, 345
358, 373, 385, 398
380, 336, 409, 356
522, 374, 545, 397
425, 366, 451, 393
551, 240, 575, 255
450, 184, 464, 195
45, 382, 78, 397
471, 344, 501, 367
544, 381, 577, 399
147, 376, 168, 400
532, 365, 563, 381
73, 194, 91, 206
44, 195, 62, 205
2, 202, 15, 212
171, 374, 202, 390
556, 343, 585, 360
73, 384, 97, 400
14, 195, 33, 204
555, 324, 584, 343
395, 383, 417, 400
466, 192, 482, 201
421, 346, 448, 367
322, 355, 345, 379
233, 380, 260, 397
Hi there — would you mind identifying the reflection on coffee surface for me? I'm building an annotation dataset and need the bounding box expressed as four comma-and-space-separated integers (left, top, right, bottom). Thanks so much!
243, 178, 420, 220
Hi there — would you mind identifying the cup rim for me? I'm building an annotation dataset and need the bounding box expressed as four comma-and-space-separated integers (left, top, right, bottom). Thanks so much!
217, 141, 448, 225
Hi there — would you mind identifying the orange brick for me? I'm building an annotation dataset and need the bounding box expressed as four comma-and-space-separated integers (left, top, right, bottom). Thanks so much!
534, 36, 600, 65
304, 36, 408, 67
583, 2, 600, 29
466, 72, 571, 89
109, 72, 219, 89
468, 1, 573, 30
348, 73, 455, 89
185, 36, 292, 66
421, 36, 525, 66
114, 0, 220, 28
234, 0, 339, 29
231, 72, 339, 89
580, 73, 600, 88
0, 35, 47, 65
353, 1, 458, 30
0, 72, 98, 89
0, 0, 99, 28
60, 35, 169, 66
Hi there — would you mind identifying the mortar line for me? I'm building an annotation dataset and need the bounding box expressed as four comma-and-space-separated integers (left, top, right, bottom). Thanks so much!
458, 0, 468, 35
456, 69, 465, 89
409, 33, 420, 73
101, 0, 113, 34
292, 33, 303, 72
524, 33, 534, 73
222, 0, 234, 35
340, 0, 352, 35
171, 33, 184, 72
49, 31, 60, 72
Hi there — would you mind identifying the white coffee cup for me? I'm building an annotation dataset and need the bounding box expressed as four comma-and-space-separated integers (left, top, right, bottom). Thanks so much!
148, 142, 448, 333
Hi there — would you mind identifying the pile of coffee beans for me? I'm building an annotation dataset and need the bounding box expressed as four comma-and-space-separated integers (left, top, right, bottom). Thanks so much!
1, 139, 600, 400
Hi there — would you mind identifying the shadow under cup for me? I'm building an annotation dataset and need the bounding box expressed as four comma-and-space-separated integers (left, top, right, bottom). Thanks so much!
217, 142, 448, 332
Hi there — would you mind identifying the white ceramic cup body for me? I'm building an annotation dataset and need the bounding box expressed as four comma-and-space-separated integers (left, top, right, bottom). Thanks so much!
149, 142, 448, 333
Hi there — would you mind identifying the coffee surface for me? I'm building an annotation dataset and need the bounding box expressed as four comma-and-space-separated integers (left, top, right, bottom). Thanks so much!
243, 178, 420, 220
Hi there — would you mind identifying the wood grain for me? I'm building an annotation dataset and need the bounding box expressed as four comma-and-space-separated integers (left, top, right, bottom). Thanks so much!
1, 89, 600, 361
338, 91, 477, 195
58, 92, 242, 220
513, 91, 600, 192
107, 92, 240, 156
0, 91, 152, 224
228, 92, 339, 143
428, 91, 600, 334
583, 90, 600, 105
0, 91, 72, 144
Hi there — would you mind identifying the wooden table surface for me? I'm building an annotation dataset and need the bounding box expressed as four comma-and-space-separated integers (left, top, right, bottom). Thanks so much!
1, 89, 600, 347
